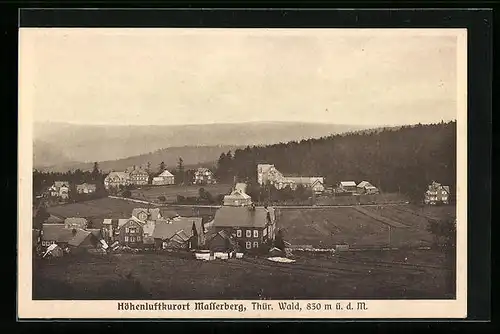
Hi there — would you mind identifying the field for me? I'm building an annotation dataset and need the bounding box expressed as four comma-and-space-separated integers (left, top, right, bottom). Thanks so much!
46, 197, 140, 219
315, 193, 408, 206
45, 197, 219, 222
33, 249, 455, 300
278, 205, 456, 248
131, 184, 233, 203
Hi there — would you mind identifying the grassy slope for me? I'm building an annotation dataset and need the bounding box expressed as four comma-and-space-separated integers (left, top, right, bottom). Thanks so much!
33, 250, 455, 300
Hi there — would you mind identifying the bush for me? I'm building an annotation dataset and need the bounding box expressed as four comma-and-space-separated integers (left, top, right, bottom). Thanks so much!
122, 190, 132, 198
158, 195, 166, 202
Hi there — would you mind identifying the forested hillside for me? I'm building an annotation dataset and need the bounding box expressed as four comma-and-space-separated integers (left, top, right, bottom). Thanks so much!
217, 121, 456, 200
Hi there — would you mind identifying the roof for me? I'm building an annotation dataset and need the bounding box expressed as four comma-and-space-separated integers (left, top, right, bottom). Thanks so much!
257, 164, 274, 172
45, 215, 64, 224
206, 229, 238, 247
68, 229, 92, 247
340, 181, 357, 187
64, 217, 88, 225
158, 170, 174, 177
105, 172, 130, 180
142, 220, 156, 236
42, 224, 75, 243
118, 216, 143, 229
132, 208, 162, 221
224, 189, 252, 200
153, 217, 203, 240
160, 209, 179, 219
118, 219, 130, 229
286, 177, 324, 184
130, 169, 149, 176
235, 183, 247, 193
196, 167, 212, 173
87, 229, 103, 239
88, 218, 104, 229
213, 206, 275, 228
357, 181, 376, 189
54, 181, 69, 187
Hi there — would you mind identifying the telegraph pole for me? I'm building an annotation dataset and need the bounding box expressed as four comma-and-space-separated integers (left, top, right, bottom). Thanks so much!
388, 225, 392, 246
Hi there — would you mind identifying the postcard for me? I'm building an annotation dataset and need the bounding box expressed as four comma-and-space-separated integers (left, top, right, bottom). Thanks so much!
18, 27, 467, 319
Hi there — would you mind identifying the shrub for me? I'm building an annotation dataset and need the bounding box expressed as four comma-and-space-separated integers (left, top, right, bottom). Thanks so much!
158, 195, 166, 202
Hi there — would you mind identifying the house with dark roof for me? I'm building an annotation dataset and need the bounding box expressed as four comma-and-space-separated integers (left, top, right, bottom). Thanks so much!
205, 230, 239, 252
212, 206, 276, 252
152, 217, 204, 250
41, 224, 99, 252
356, 181, 379, 195
116, 217, 145, 247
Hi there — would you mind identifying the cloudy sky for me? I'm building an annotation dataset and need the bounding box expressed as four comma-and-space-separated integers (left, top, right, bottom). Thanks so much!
20, 28, 463, 126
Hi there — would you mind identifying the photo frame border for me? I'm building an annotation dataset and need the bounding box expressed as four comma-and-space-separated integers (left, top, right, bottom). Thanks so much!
13, 7, 492, 323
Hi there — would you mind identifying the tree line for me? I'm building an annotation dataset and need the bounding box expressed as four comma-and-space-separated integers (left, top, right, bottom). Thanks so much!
215, 121, 457, 201
33, 162, 108, 200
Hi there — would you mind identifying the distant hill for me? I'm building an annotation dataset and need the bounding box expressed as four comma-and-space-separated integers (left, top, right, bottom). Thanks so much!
33, 121, 372, 170
32, 141, 78, 168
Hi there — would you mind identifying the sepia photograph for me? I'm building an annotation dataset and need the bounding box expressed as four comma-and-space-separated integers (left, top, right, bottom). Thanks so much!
18, 26, 467, 319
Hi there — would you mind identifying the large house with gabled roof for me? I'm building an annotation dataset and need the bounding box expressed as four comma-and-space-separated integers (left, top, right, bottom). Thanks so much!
257, 164, 325, 193
104, 171, 130, 190
212, 205, 277, 252
152, 170, 175, 185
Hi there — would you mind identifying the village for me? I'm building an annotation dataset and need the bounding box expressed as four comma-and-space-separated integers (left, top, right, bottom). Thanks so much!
33, 162, 452, 263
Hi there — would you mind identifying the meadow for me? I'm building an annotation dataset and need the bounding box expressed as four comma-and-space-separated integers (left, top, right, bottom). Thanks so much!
278, 205, 456, 249
33, 249, 455, 300
130, 184, 233, 203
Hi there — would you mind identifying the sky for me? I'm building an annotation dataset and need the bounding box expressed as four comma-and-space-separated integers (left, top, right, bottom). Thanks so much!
20, 28, 463, 126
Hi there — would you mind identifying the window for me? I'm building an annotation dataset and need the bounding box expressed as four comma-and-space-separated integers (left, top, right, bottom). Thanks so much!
125, 227, 129, 233
246, 230, 252, 238
236, 230, 242, 237
130, 236, 136, 242
246, 242, 251, 249
253, 230, 259, 238
137, 236, 142, 242
253, 242, 259, 248
124, 236, 129, 242
130, 228, 136, 234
